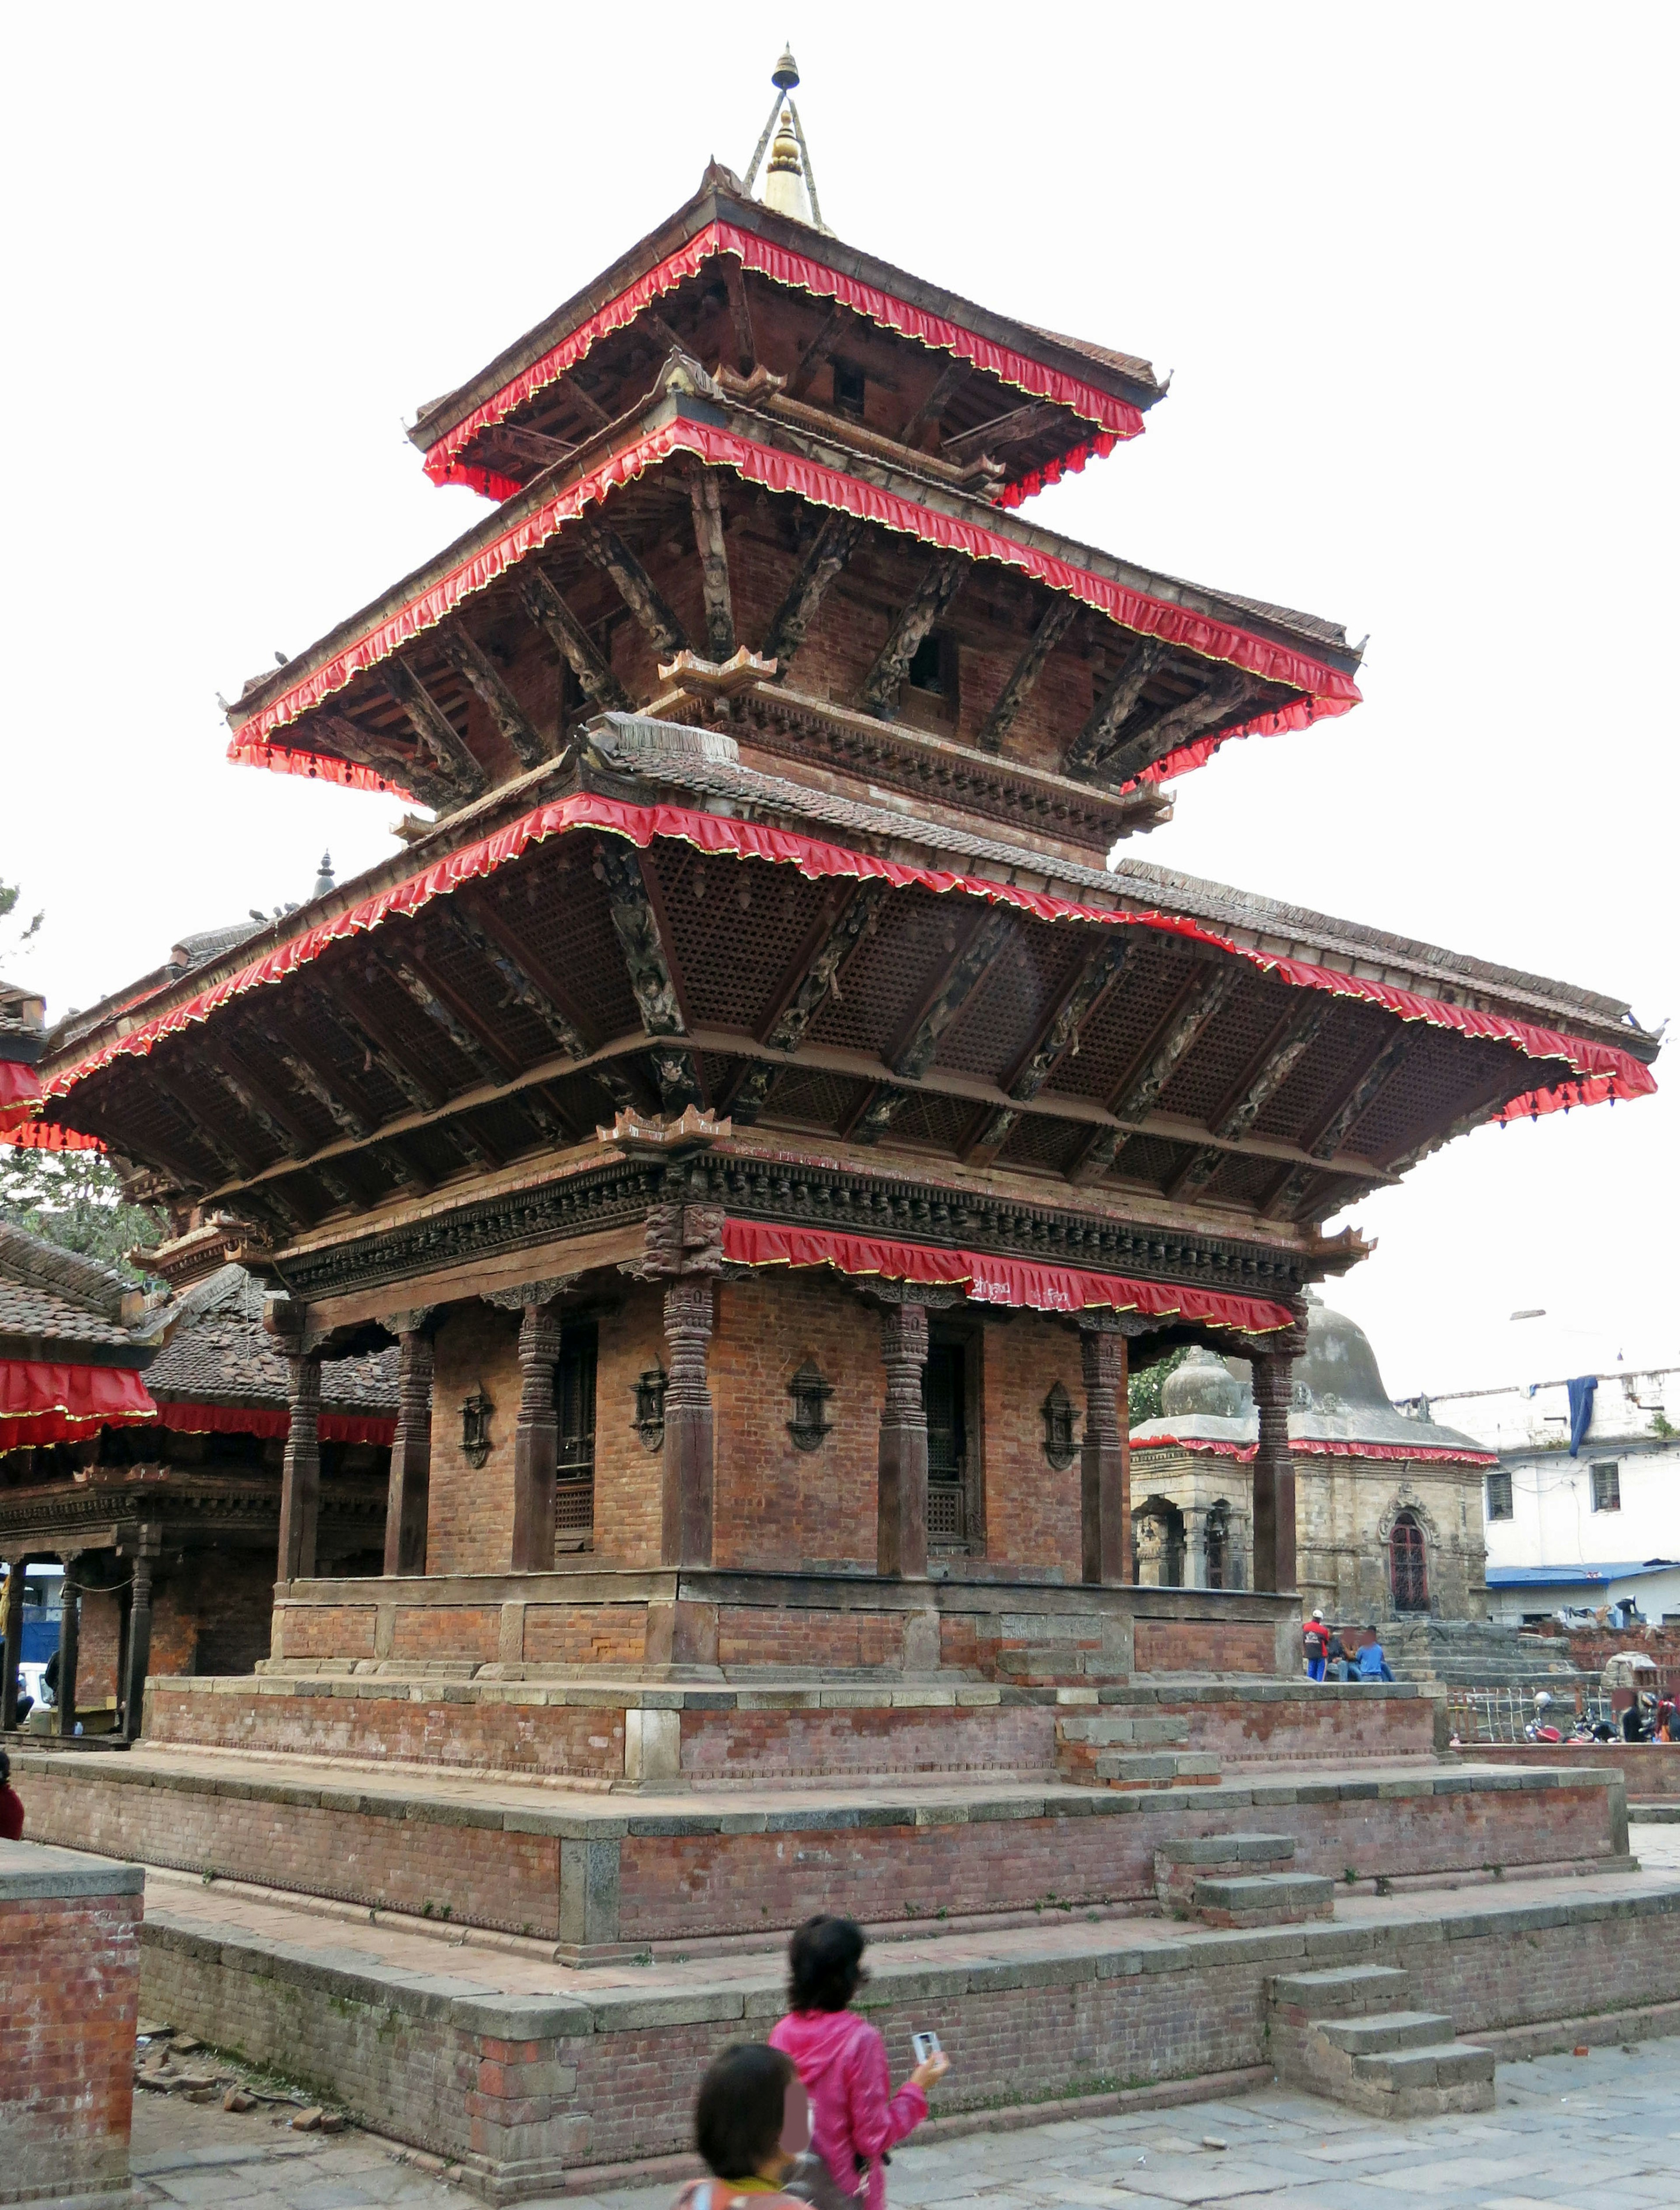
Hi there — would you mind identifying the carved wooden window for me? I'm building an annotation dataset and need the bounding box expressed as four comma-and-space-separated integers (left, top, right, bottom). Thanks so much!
1041, 1381, 1077, 1471
1389, 1510, 1428, 1611
1485, 1470, 1513, 1522
631, 1365, 668, 1452
832, 358, 867, 422
924, 1339, 968, 1547
786, 1361, 834, 1453
555, 1322, 597, 1542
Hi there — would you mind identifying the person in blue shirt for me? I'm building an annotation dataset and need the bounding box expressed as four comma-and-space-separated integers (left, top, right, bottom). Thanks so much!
1354, 1628, 1394, 1683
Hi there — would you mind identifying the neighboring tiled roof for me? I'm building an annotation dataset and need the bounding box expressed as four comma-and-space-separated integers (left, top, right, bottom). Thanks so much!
1026, 323, 1158, 387
141, 1265, 397, 1413
170, 923, 266, 973
0, 1224, 135, 1347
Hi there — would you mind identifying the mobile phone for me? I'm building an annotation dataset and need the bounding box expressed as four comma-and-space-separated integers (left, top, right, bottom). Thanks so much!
910, 2031, 941, 2064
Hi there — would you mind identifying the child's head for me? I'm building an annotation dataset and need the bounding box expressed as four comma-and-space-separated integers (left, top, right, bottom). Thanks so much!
694, 2044, 804, 2181
787, 1913, 868, 2013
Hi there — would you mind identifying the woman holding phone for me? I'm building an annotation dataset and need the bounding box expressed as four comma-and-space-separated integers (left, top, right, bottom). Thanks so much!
770, 1915, 948, 2208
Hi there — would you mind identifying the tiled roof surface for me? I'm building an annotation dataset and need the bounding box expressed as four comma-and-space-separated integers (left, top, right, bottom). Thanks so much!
142, 1266, 397, 1413
0, 1223, 134, 1347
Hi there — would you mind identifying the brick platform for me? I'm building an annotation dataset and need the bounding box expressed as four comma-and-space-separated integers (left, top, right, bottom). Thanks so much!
0, 1840, 144, 2210
13, 1746, 1632, 1950
127, 1860, 1680, 2200
1473, 1741, 1680, 1801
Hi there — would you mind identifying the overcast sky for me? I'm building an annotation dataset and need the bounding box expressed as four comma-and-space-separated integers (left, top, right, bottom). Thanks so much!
3, 4, 1673, 1400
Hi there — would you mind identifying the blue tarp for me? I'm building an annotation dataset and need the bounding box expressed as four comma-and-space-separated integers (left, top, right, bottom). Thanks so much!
1567, 1375, 1598, 1456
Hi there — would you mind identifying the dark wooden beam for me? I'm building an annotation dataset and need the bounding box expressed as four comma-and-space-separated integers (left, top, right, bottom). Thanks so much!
721, 260, 756, 373
1258, 1028, 1416, 1220
1103, 667, 1251, 783
942, 400, 1062, 462
213, 1047, 322, 1156
579, 522, 689, 659
315, 711, 457, 811
434, 621, 546, 769
594, 843, 699, 1111
152, 1066, 267, 1182
476, 423, 574, 473
761, 513, 863, 672
889, 909, 1015, 1081
428, 902, 590, 1063
900, 358, 970, 449
380, 943, 522, 1085
255, 1019, 376, 1141
687, 470, 737, 661
458, 895, 601, 1046
786, 302, 844, 400
197, 1056, 361, 1208
859, 554, 967, 718
512, 568, 631, 713
976, 600, 1077, 754
965, 937, 1134, 1166
1062, 638, 1168, 778
380, 659, 487, 795
843, 1082, 909, 1146
730, 883, 885, 1124
1110, 965, 1242, 1125
306, 973, 446, 1114
1166, 1000, 1333, 1200
558, 372, 612, 430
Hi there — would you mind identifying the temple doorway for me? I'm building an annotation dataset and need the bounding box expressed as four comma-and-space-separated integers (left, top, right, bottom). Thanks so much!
1133, 1498, 1186, 1587
924, 1338, 968, 1549
1205, 1502, 1232, 1589
1389, 1509, 1429, 1612
555, 1322, 598, 1550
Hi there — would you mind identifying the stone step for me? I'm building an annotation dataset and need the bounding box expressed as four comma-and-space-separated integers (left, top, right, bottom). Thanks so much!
1093, 1750, 1220, 1788
1318, 2010, 1456, 2056
1156, 1831, 1295, 1868
1189, 1871, 1336, 1927
1352, 2040, 1496, 2092
1269, 1964, 1411, 2015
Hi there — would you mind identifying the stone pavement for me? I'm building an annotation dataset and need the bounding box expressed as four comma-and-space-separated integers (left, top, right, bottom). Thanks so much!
131, 2040, 1680, 2208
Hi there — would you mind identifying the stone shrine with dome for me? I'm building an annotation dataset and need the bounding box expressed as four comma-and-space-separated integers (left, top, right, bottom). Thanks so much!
1129, 1298, 1495, 1618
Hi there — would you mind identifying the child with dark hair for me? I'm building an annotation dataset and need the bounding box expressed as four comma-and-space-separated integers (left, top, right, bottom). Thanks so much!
670, 2043, 848, 2209
770, 1915, 947, 2209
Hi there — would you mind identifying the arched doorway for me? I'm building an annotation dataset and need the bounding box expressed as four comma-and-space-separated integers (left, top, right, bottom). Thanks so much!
1389, 1510, 1429, 1612
1133, 1499, 1186, 1588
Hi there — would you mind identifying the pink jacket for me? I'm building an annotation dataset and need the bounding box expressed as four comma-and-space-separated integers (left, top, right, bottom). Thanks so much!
769, 2008, 928, 2210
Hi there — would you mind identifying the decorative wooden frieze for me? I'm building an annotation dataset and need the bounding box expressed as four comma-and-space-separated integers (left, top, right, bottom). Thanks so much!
890, 909, 1015, 1082
579, 520, 689, 659
976, 600, 1077, 755
687, 470, 737, 663
786, 1360, 835, 1452
594, 844, 685, 1035
1105, 666, 1253, 783
1063, 638, 1168, 777
760, 513, 864, 672
379, 657, 487, 795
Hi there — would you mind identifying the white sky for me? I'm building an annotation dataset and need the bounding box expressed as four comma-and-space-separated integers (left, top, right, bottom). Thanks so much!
2, 4, 1674, 1400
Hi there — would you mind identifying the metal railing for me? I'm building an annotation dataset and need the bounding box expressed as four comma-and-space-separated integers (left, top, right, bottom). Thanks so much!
1445, 1687, 1619, 1744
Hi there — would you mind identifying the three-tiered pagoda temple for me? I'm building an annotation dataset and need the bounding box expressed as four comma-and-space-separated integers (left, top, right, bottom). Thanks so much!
19, 68, 1658, 1683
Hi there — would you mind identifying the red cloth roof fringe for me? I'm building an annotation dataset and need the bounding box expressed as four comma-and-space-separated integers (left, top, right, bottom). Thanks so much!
1133, 1431, 1497, 1466
420, 220, 1146, 497
227, 417, 1359, 789
0, 1360, 157, 1432
0, 1113, 106, 1152
0, 1063, 40, 1114
722, 1219, 1295, 1332
35, 793, 1656, 1144
152, 1400, 396, 1446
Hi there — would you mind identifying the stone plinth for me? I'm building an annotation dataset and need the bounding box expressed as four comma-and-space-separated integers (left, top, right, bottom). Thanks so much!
0, 1839, 144, 2209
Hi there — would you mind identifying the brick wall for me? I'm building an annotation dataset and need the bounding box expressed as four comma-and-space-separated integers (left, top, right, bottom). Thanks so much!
148, 1568, 199, 1678
982, 1313, 1082, 1575
194, 1551, 277, 1677
78, 1588, 121, 1703
715, 1606, 905, 1670
523, 1603, 648, 1667
1474, 1742, 1680, 1798
595, 1284, 667, 1568
0, 1854, 140, 2205
710, 1275, 879, 1572
1134, 1620, 1276, 1674
427, 1302, 523, 1574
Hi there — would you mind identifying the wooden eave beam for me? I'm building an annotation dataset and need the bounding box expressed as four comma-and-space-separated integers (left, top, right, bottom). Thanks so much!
512, 568, 632, 714
786, 302, 845, 400
475, 423, 575, 473
1063, 638, 1168, 778
314, 711, 456, 810
595, 842, 699, 1110
858, 553, 967, 719
380, 659, 488, 795
942, 400, 1063, 462
964, 937, 1134, 1167
1165, 1001, 1333, 1201
253, 1017, 377, 1141
580, 522, 689, 659
434, 620, 546, 770
196, 1056, 362, 1208
306, 972, 447, 1113
379, 942, 523, 1085
976, 600, 1078, 755
760, 513, 864, 673
900, 358, 970, 450
687, 470, 737, 661
1103, 667, 1254, 784
1259, 1028, 1417, 1220
558, 371, 612, 430
433, 901, 593, 1062
721, 260, 756, 374
1110, 965, 1244, 1125
729, 881, 885, 1125
888, 908, 1015, 1082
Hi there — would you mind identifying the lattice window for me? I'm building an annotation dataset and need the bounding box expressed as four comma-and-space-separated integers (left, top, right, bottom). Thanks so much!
931, 927, 1087, 1082
1041, 952, 1197, 1105
1591, 1462, 1621, 1513
1485, 1471, 1513, 1522
1390, 1512, 1428, 1611
555, 1323, 597, 1546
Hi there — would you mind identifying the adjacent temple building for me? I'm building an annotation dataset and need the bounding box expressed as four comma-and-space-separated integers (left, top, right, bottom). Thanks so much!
4, 59, 1673, 2191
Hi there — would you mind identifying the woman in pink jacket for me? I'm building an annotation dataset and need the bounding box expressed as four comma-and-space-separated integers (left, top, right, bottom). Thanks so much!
770, 1916, 948, 2209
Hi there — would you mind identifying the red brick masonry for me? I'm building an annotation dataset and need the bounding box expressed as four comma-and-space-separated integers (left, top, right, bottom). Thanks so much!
1473, 1742, 1680, 1799
0, 1839, 143, 2208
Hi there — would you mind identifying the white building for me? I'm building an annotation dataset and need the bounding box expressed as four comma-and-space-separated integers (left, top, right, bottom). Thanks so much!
1399, 1367, 1680, 1624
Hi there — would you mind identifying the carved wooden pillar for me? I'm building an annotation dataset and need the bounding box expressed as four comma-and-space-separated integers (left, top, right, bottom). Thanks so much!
0, 1555, 28, 1731
123, 1531, 159, 1742
1079, 1323, 1130, 1586
383, 1325, 434, 1577
877, 1296, 930, 1579
55, 1553, 81, 1736
277, 1351, 323, 1583
661, 1280, 716, 1567
1251, 1351, 1298, 1593
512, 1302, 563, 1573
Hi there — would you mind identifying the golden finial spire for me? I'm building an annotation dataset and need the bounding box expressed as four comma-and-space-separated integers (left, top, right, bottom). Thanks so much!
743, 48, 826, 232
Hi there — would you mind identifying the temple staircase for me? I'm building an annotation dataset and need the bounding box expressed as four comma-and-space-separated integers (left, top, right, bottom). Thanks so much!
1267, 1963, 1495, 2117
1155, 1832, 1334, 1928
1383, 1617, 1594, 1697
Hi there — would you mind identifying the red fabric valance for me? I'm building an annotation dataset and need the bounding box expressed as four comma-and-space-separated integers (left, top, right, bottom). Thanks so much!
1132, 1430, 1497, 1467
0, 1061, 39, 1114
0, 1112, 106, 1152
0, 1360, 155, 1452
152, 1400, 396, 1446
38, 790, 1656, 1139
227, 414, 1359, 800
722, 1218, 1295, 1333
420, 219, 1146, 499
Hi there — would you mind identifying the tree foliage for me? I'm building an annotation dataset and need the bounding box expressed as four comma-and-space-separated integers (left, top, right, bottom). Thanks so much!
0, 1147, 166, 1281
1127, 1342, 1194, 1425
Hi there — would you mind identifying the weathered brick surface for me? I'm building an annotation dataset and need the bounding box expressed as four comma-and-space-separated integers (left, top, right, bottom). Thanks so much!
0, 1864, 140, 2204
981, 1313, 1082, 1574
280, 1603, 378, 1660
676, 1701, 1053, 1782
523, 1603, 648, 1666
1135, 1620, 1275, 1674
428, 1302, 523, 1574
716, 1606, 905, 1670
79, 1588, 122, 1703
595, 1285, 667, 1568
1474, 1743, 1680, 1797
391, 1604, 502, 1664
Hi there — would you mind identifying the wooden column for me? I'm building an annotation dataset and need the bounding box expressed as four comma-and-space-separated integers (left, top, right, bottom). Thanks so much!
0, 1556, 28, 1731
383, 1327, 435, 1576
277, 1351, 323, 1583
1251, 1352, 1298, 1593
55, 1555, 80, 1736
511, 1302, 562, 1573
877, 1296, 930, 1580
660, 1280, 716, 1568
123, 1532, 159, 1742
1079, 1323, 1130, 1587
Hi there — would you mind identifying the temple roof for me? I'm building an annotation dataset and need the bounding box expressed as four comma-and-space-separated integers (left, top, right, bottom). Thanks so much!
0, 1223, 143, 1351
1131, 1302, 1496, 1463
137, 1264, 397, 1413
